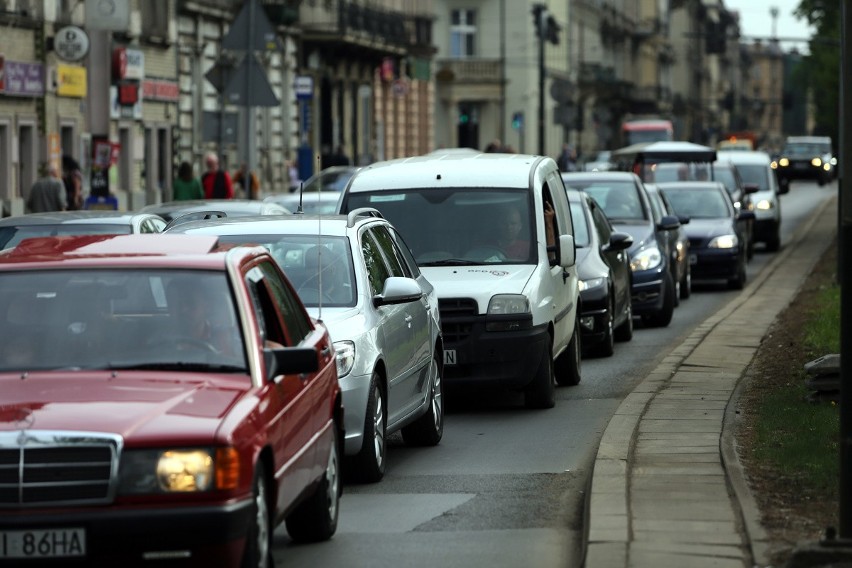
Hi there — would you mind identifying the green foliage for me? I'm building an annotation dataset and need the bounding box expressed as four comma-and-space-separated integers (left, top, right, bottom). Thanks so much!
805, 283, 840, 353
794, 0, 841, 141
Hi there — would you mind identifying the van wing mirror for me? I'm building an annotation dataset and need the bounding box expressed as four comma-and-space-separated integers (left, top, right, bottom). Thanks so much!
558, 234, 575, 267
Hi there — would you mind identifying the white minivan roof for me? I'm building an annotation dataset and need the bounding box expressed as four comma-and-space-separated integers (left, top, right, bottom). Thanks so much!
347, 153, 550, 192
716, 150, 772, 165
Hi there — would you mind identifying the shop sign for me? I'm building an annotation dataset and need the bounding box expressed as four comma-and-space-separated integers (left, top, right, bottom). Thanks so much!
55, 26, 90, 62
142, 79, 179, 102
57, 64, 87, 97
109, 85, 142, 120
2, 60, 45, 97
112, 47, 144, 81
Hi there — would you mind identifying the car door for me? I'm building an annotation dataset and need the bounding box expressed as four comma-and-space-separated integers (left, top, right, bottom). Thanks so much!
545, 172, 576, 353
361, 226, 419, 426
589, 198, 630, 316
372, 224, 431, 415
244, 260, 324, 511
647, 189, 681, 287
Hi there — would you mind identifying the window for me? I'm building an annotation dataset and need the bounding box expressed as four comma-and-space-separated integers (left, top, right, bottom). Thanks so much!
246, 265, 288, 347
361, 231, 392, 296
450, 9, 476, 57
141, 0, 171, 41
369, 225, 409, 278
388, 227, 421, 277
259, 261, 313, 344
590, 201, 613, 245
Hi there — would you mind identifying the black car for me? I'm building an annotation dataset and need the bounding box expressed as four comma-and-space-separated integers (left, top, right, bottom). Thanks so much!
562, 171, 681, 328
774, 135, 835, 188
644, 184, 691, 302
657, 181, 754, 290
566, 189, 634, 357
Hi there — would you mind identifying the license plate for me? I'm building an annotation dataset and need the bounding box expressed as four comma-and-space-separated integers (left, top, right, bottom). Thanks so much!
443, 350, 457, 365
689, 254, 697, 265
1, 528, 86, 558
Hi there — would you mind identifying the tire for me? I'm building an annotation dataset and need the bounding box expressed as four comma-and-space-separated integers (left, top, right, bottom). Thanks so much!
679, 265, 691, 300
526, 340, 556, 408
401, 354, 444, 446
642, 273, 674, 327
349, 373, 386, 483
285, 421, 341, 542
242, 468, 272, 568
555, 319, 582, 386
614, 301, 633, 342
590, 297, 615, 358
728, 256, 747, 290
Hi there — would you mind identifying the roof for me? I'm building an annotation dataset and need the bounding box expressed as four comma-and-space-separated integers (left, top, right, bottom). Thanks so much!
611, 141, 716, 162
716, 150, 772, 165
166, 214, 358, 238
0, 211, 158, 227
561, 171, 640, 181
0, 234, 234, 269
622, 119, 673, 130
139, 199, 288, 219
655, 181, 728, 192
348, 153, 549, 192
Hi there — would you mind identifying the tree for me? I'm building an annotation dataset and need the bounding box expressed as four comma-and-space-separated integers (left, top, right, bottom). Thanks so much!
794, 0, 841, 142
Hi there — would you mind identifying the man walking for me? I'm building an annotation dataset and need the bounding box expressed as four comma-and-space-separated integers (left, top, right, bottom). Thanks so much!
27, 165, 66, 213
201, 152, 234, 200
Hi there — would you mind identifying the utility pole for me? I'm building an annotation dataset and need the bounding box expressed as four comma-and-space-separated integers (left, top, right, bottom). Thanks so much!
531, 3, 560, 156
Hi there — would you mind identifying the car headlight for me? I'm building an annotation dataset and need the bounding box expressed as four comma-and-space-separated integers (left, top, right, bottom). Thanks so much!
119, 448, 239, 494
779, 158, 789, 167
756, 199, 774, 210
579, 277, 605, 292
823, 163, 831, 171
630, 246, 662, 272
830, 157, 838, 166
770, 160, 778, 169
486, 294, 532, 331
812, 157, 822, 167
334, 340, 355, 378
708, 235, 738, 249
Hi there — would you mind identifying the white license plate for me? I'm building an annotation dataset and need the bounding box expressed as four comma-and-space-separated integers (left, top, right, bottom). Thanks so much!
443, 350, 457, 365
1, 528, 86, 558
689, 254, 697, 265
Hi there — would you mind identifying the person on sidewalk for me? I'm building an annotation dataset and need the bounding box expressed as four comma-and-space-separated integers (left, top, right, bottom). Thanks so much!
232, 162, 260, 200
201, 152, 234, 200
173, 161, 204, 201
27, 164, 66, 213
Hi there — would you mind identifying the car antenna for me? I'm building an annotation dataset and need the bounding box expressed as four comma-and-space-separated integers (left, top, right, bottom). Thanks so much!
316, 152, 323, 321
296, 179, 304, 214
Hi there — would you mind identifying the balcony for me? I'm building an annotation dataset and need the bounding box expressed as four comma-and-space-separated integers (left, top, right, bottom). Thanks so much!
434, 58, 502, 84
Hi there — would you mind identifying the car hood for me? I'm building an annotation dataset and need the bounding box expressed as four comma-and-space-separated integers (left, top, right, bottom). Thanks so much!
683, 218, 736, 240
305, 307, 365, 343
0, 372, 247, 443
421, 265, 535, 303
610, 221, 654, 253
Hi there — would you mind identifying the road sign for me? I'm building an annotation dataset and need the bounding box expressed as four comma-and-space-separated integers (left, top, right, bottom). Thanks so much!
223, 54, 279, 107
294, 75, 313, 100
222, 0, 282, 52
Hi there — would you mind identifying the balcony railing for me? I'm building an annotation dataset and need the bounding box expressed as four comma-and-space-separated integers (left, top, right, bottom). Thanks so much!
435, 58, 502, 83
299, 1, 432, 50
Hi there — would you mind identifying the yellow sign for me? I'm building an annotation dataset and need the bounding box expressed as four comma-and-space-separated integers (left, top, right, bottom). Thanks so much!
57, 64, 87, 97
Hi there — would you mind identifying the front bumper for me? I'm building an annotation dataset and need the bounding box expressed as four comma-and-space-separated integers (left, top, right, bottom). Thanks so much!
579, 287, 609, 347
691, 248, 741, 280
629, 266, 665, 317
0, 498, 253, 567
339, 371, 371, 455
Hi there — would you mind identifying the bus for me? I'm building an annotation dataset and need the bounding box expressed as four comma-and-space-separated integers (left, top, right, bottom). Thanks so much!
621, 119, 674, 146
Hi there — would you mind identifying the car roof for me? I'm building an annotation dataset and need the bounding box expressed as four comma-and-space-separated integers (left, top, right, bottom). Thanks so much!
165, 213, 385, 238
716, 151, 772, 165
347, 153, 549, 192
0, 211, 158, 226
0, 234, 245, 270
139, 199, 287, 215
655, 181, 727, 192
786, 136, 831, 143
561, 171, 640, 181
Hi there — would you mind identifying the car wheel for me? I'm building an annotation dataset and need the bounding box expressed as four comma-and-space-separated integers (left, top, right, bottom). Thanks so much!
555, 318, 582, 386
285, 420, 341, 542
242, 467, 272, 568
591, 297, 615, 358
729, 257, 747, 290
642, 272, 674, 328
350, 373, 386, 482
614, 300, 633, 342
526, 339, 556, 408
680, 265, 691, 300
401, 353, 444, 446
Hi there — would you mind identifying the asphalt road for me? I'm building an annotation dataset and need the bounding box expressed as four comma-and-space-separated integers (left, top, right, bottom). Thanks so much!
273, 179, 836, 568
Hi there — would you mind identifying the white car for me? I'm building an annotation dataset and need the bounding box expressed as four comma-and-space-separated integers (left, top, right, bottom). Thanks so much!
717, 150, 782, 252
167, 210, 443, 483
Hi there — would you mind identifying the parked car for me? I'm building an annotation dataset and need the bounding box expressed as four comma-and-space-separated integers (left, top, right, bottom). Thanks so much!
718, 150, 782, 252
341, 153, 581, 409
657, 181, 754, 289
562, 171, 681, 327
0, 234, 342, 565
0, 210, 166, 250
300, 166, 360, 193
774, 135, 835, 188
138, 199, 289, 221
264, 191, 342, 215
584, 151, 615, 172
166, 210, 443, 483
644, 183, 692, 301
566, 188, 634, 357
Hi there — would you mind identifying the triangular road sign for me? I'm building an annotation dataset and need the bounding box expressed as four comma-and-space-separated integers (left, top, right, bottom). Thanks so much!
223, 0, 282, 52
223, 54, 280, 107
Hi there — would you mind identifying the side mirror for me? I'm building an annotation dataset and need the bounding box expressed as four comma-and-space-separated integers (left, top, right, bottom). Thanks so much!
658, 214, 681, 231
605, 231, 633, 252
373, 276, 422, 308
558, 234, 575, 267
264, 346, 319, 380
678, 215, 691, 225
743, 183, 760, 194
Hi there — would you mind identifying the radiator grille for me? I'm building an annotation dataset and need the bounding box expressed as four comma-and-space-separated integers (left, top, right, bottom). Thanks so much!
438, 298, 478, 344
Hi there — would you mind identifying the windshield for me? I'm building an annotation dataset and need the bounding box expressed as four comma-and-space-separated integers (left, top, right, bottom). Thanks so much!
0, 224, 132, 250
562, 180, 647, 221
734, 164, 770, 191
345, 189, 535, 265
660, 188, 732, 219
568, 201, 591, 247
624, 129, 672, 145
783, 142, 831, 156
216, 235, 355, 307
0, 270, 247, 373
651, 163, 738, 196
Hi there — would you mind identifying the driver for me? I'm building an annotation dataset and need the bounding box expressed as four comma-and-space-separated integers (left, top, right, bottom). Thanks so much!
165, 278, 236, 353
491, 203, 555, 261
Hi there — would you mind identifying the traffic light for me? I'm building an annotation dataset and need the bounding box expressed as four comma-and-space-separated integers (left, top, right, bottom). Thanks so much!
531, 3, 545, 39
512, 111, 524, 130
459, 109, 470, 124
545, 14, 560, 45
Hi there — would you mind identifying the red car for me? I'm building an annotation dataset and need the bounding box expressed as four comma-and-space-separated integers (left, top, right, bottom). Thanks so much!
0, 234, 342, 567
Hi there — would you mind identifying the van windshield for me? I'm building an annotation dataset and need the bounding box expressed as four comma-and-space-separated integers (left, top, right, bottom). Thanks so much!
345, 189, 535, 265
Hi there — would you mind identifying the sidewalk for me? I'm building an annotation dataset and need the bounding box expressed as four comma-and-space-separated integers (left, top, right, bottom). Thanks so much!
585, 195, 839, 568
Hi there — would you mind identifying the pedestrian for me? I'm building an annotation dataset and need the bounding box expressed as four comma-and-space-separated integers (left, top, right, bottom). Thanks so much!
232, 162, 260, 200
556, 143, 577, 172
484, 139, 503, 153
27, 164, 66, 213
63, 168, 83, 211
200, 152, 234, 200
286, 158, 301, 193
173, 161, 204, 201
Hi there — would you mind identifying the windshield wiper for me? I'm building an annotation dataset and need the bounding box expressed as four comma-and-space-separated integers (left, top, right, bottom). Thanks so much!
419, 258, 484, 266
105, 361, 248, 373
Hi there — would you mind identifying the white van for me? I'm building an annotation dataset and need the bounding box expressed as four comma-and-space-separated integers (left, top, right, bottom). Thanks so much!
339, 153, 580, 409
717, 150, 782, 252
